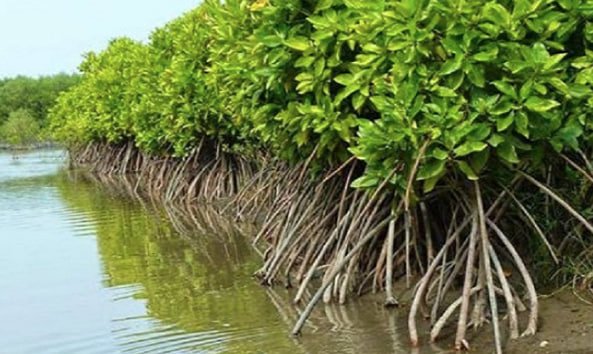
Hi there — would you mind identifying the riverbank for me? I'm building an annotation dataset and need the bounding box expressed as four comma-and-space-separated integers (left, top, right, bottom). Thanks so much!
67, 142, 593, 353
63, 162, 593, 354
1, 149, 417, 354
54, 161, 593, 354
0, 141, 61, 151
506, 290, 593, 354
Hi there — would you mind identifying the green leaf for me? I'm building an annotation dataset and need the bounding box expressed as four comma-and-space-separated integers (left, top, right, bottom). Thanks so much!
315, 0, 334, 12
351, 175, 379, 188
483, 3, 511, 26
520, 81, 533, 100
417, 159, 447, 180
505, 60, 530, 74
284, 37, 310, 51
441, 36, 463, 54
370, 96, 390, 110
355, 54, 379, 66
515, 111, 529, 138
524, 96, 560, 112
295, 56, 316, 68
423, 174, 443, 193
467, 65, 485, 87
492, 81, 517, 99
554, 122, 583, 150
363, 43, 383, 54
352, 93, 366, 111
314, 58, 325, 77
457, 161, 479, 180
543, 53, 567, 71
531, 43, 550, 63
334, 74, 355, 86
547, 77, 569, 95
469, 124, 491, 141
435, 86, 457, 97
534, 83, 547, 95
568, 84, 591, 99
431, 147, 449, 160
490, 100, 513, 115
472, 46, 499, 62
295, 72, 313, 82
496, 114, 514, 131
335, 84, 360, 105
344, 0, 385, 10
440, 55, 463, 75
572, 56, 593, 69
388, 41, 411, 51
497, 141, 519, 163
488, 134, 505, 147
258, 35, 283, 48
470, 149, 490, 173
295, 130, 309, 146
454, 141, 488, 157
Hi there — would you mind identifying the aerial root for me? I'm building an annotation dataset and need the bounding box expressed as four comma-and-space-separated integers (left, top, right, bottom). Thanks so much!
69, 140, 259, 205
409, 181, 537, 352
71, 143, 593, 351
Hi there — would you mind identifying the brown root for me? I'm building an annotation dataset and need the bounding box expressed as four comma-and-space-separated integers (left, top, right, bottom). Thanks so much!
69, 142, 593, 352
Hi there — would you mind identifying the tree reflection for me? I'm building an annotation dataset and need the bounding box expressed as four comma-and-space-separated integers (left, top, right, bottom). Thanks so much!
56, 172, 298, 353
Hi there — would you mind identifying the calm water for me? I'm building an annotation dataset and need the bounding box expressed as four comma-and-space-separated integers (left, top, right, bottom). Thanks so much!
0, 150, 435, 354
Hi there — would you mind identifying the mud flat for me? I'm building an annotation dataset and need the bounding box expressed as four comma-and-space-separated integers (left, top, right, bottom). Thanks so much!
506, 290, 593, 354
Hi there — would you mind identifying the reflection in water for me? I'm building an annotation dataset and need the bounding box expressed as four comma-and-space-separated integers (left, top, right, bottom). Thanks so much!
0, 150, 447, 354
55, 172, 300, 354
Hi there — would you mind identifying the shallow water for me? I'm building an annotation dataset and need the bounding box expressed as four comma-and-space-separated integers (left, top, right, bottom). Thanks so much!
0, 150, 450, 354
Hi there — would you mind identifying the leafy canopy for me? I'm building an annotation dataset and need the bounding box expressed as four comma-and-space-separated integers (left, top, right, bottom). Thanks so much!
50, 0, 593, 193
0, 109, 41, 146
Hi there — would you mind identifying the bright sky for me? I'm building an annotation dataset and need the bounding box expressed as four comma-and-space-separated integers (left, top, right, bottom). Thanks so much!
0, 0, 199, 78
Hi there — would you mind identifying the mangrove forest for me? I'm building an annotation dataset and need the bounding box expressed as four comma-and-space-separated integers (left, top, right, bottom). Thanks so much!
0, 74, 79, 148
4, 0, 592, 353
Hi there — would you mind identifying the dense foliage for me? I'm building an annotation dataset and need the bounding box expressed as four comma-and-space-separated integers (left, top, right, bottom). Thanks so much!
0, 73, 79, 145
50, 0, 593, 190
0, 109, 41, 146
50, 2, 593, 347
0, 74, 79, 125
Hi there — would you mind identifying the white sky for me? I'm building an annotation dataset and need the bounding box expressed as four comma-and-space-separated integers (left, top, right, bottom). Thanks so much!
0, 0, 199, 78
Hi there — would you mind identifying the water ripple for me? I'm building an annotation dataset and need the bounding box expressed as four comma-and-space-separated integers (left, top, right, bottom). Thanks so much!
0, 150, 414, 354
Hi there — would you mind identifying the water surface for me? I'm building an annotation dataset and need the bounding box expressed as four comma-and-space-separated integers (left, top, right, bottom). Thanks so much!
0, 150, 421, 354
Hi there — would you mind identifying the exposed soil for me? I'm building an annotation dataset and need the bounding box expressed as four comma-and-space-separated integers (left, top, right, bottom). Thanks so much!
391, 284, 593, 354
506, 290, 593, 354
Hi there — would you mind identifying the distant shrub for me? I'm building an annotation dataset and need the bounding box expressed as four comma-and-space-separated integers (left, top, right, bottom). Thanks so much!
0, 109, 41, 146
